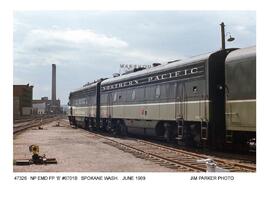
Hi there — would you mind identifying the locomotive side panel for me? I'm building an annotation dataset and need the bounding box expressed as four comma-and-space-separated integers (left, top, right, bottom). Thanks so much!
101, 60, 209, 121
226, 101, 256, 132
176, 79, 209, 121
68, 83, 98, 127
100, 58, 212, 141
112, 90, 126, 119
70, 91, 97, 117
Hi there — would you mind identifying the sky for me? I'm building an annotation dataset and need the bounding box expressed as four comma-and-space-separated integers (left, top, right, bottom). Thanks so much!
13, 11, 256, 105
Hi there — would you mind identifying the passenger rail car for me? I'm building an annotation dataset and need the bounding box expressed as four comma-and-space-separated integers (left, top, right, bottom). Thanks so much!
225, 46, 256, 151
68, 46, 256, 152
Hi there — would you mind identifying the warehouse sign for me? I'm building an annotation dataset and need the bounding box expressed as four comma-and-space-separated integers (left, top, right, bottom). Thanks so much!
102, 63, 205, 91
120, 64, 152, 70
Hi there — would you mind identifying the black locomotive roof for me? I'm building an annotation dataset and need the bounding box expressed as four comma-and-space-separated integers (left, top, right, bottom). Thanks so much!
226, 46, 256, 63
101, 51, 214, 86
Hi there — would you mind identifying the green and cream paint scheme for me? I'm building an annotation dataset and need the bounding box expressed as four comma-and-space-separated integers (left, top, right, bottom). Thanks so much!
68, 46, 256, 150
225, 46, 256, 133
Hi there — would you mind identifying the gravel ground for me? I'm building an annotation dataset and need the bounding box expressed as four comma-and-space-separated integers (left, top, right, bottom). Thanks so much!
13, 120, 175, 172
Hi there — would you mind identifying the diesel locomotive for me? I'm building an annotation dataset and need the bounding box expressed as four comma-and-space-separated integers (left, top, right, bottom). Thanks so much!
68, 46, 256, 151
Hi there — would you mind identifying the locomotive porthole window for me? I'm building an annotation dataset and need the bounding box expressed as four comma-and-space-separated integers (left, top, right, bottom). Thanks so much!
193, 86, 198, 93
155, 85, 161, 98
132, 90, 136, 100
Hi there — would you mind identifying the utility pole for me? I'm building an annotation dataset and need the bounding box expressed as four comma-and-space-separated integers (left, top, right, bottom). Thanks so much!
220, 22, 225, 50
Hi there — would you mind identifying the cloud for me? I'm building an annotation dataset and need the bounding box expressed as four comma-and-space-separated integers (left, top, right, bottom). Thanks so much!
14, 28, 128, 71
122, 49, 185, 63
29, 28, 129, 48
14, 27, 180, 70
13, 11, 256, 104
232, 25, 253, 36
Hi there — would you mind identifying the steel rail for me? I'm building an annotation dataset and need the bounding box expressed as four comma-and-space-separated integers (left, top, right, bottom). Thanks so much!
70, 123, 256, 172
135, 139, 256, 172
13, 116, 61, 134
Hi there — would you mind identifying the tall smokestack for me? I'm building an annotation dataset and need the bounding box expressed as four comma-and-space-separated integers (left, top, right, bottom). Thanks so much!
52, 64, 56, 104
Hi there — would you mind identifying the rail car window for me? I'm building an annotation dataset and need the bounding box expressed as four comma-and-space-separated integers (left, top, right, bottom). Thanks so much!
135, 87, 144, 102
89, 95, 96, 105
121, 90, 127, 103
80, 98, 87, 105
184, 79, 205, 99
113, 92, 117, 102
73, 98, 87, 106
125, 89, 132, 103
145, 85, 155, 101
126, 90, 131, 102
113, 91, 126, 104
158, 83, 170, 101
160, 83, 173, 100
155, 85, 161, 98
101, 93, 108, 105
132, 90, 136, 100
118, 94, 122, 101
123, 88, 144, 103
193, 86, 198, 93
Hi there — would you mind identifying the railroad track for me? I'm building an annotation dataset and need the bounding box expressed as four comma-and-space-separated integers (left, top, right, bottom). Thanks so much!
78, 128, 256, 172
103, 139, 204, 172
103, 138, 255, 172
137, 139, 255, 171
66, 121, 256, 172
14, 115, 57, 124
13, 116, 62, 134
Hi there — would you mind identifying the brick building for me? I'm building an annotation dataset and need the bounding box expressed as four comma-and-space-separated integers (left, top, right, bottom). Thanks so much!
13, 84, 33, 118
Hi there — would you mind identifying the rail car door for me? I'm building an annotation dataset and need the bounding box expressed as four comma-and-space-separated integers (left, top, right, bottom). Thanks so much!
175, 82, 187, 142
107, 92, 113, 118
175, 82, 186, 119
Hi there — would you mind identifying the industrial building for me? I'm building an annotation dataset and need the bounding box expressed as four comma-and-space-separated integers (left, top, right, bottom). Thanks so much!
14, 64, 61, 117
32, 97, 61, 115
13, 84, 33, 118
32, 64, 61, 115
32, 100, 46, 115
